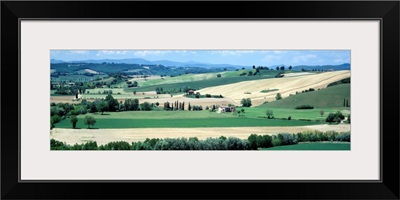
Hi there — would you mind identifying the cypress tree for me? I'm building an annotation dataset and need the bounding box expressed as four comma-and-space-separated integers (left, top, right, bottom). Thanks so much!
343, 99, 346, 107
188, 103, 191, 111
182, 102, 185, 110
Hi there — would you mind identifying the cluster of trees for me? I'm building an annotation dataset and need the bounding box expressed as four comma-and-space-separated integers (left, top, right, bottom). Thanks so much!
275, 66, 292, 71
155, 86, 195, 95
260, 89, 279, 93
295, 88, 315, 94
163, 100, 185, 111
126, 81, 138, 88
343, 99, 350, 107
184, 93, 223, 99
50, 102, 82, 128
295, 105, 314, 109
83, 96, 153, 114
51, 131, 350, 150
162, 101, 204, 111
327, 78, 350, 87
241, 98, 252, 107
301, 68, 326, 72
326, 111, 345, 123
50, 95, 160, 129
97, 90, 113, 95
188, 103, 203, 111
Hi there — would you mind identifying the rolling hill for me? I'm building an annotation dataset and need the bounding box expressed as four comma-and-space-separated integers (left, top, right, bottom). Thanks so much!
257, 83, 350, 109
196, 70, 350, 106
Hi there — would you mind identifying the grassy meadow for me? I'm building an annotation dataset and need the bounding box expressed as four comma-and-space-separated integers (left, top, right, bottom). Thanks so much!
55, 111, 322, 129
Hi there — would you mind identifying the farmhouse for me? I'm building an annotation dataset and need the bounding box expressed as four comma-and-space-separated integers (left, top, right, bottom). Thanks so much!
187, 90, 195, 95
217, 106, 236, 113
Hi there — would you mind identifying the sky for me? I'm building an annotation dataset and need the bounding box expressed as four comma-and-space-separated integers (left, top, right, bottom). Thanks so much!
50, 50, 350, 66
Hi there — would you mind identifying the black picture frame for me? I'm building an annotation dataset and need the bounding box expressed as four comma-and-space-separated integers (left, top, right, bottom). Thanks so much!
1, 1, 399, 199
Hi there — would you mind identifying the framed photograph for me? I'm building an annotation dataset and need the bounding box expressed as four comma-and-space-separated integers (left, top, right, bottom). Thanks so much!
2, 1, 399, 199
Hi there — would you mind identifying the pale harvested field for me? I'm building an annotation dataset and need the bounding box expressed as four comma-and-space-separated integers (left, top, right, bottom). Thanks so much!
50, 96, 77, 103
283, 72, 314, 77
50, 124, 350, 145
197, 71, 350, 106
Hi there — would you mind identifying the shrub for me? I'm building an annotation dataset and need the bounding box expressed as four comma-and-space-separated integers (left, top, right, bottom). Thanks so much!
51, 115, 61, 123
84, 116, 96, 128
248, 134, 258, 150
224, 137, 249, 150
266, 110, 274, 119
335, 132, 351, 142
275, 93, 282, 100
241, 98, 252, 107
260, 89, 279, 93
257, 135, 273, 148
272, 137, 282, 146
153, 140, 170, 150
326, 111, 345, 123
70, 115, 78, 129
69, 109, 80, 116
277, 133, 298, 145
50, 139, 70, 150
99, 141, 130, 150
295, 105, 314, 109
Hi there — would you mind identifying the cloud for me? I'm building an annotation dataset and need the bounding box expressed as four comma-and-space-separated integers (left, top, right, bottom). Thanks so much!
96, 50, 128, 56
262, 55, 282, 62
210, 50, 256, 56
69, 50, 89, 54
132, 51, 172, 57
273, 50, 286, 54
292, 54, 317, 63
334, 58, 345, 63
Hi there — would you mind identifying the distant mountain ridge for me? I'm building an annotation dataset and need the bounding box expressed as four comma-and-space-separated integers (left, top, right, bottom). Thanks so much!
292, 63, 350, 71
51, 58, 350, 71
52, 58, 247, 70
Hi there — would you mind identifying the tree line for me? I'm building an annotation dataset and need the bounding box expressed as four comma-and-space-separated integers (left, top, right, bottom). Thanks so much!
51, 130, 350, 150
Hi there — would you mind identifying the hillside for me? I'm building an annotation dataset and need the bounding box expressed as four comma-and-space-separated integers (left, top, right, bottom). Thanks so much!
124, 70, 283, 93
197, 70, 350, 106
50, 62, 220, 76
257, 84, 350, 109
293, 63, 350, 71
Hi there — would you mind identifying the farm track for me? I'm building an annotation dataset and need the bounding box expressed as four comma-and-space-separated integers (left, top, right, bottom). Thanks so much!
50, 124, 350, 145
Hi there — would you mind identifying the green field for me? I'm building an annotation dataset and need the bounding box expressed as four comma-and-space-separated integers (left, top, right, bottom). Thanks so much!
238, 107, 350, 121
261, 142, 350, 150
136, 70, 281, 87
124, 70, 291, 93
54, 111, 322, 129
257, 84, 350, 109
